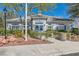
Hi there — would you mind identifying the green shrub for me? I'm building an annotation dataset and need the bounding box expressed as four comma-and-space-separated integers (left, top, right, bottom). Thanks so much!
0, 28, 12, 36
44, 30, 52, 38
27, 29, 52, 38
53, 31, 59, 35
57, 30, 66, 32
27, 30, 39, 38
71, 28, 79, 35
0, 28, 23, 37
55, 32, 62, 40
12, 30, 22, 37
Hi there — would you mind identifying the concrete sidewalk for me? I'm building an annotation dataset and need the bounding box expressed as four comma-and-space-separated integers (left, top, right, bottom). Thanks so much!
0, 38, 79, 56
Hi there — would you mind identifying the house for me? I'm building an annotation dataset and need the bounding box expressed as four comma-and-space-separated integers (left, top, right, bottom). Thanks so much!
47, 17, 73, 31
27, 13, 74, 32
6, 17, 25, 30
27, 14, 47, 32
72, 18, 79, 29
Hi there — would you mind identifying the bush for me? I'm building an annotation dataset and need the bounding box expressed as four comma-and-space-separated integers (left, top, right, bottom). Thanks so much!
0, 28, 5, 35
55, 32, 62, 40
57, 30, 66, 32
71, 28, 79, 35
0, 28, 12, 36
12, 30, 22, 37
53, 31, 62, 39
44, 30, 52, 38
0, 28, 23, 38
53, 31, 59, 35
27, 29, 52, 38
27, 30, 39, 38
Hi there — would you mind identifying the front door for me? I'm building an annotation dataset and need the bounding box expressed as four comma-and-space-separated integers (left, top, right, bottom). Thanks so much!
35, 25, 43, 32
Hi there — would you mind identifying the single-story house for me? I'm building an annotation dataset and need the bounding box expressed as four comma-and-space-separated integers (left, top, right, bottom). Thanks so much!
27, 13, 74, 32
71, 18, 79, 29
5, 17, 25, 30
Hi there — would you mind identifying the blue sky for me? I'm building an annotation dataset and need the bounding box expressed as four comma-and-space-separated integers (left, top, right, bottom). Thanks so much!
0, 4, 25, 17
31, 3, 70, 19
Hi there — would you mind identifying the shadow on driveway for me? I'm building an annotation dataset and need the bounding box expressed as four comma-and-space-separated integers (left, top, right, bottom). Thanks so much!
61, 52, 79, 56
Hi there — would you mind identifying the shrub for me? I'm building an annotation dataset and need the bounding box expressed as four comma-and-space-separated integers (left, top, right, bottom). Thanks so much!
55, 32, 62, 40
0, 28, 12, 36
53, 31, 62, 39
53, 31, 59, 35
57, 30, 66, 32
0, 28, 5, 35
0, 28, 23, 38
27, 30, 39, 38
45, 32, 52, 38
12, 30, 22, 37
71, 28, 79, 35
44, 30, 52, 38
27, 29, 52, 38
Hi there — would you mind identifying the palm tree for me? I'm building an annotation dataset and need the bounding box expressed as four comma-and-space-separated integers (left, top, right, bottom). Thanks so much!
27, 3, 56, 15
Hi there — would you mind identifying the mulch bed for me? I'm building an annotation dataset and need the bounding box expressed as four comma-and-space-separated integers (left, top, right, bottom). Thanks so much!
0, 36, 51, 47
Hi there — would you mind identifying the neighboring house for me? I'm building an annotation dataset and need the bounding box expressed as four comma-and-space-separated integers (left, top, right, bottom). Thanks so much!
27, 13, 74, 32
47, 17, 73, 31
72, 18, 79, 29
6, 17, 25, 30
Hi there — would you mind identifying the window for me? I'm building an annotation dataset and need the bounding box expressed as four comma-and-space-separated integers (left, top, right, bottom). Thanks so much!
40, 25, 43, 31
35, 25, 39, 31
35, 25, 43, 31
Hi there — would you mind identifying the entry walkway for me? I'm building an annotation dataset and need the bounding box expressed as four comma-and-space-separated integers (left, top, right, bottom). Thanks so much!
0, 38, 79, 56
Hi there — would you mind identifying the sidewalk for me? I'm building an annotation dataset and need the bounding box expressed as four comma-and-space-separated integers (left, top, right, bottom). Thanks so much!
0, 38, 79, 56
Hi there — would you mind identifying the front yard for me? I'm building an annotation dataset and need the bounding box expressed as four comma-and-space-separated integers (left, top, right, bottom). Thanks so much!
0, 28, 51, 47
0, 36, 51, 47
27, 28, 79, 42
0, 28, 25, 47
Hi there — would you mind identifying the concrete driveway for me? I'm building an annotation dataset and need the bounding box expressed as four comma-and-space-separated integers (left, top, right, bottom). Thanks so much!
0, 38, 79, 56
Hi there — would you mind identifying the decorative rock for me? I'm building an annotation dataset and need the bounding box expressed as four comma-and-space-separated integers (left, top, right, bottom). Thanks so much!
7, 36, 16, 42
0, 37, 5, 44
1, 39, 8, 44
41, 35, 46, 41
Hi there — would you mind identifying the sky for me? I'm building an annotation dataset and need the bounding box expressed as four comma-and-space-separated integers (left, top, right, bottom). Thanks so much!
0, 4, 25, 17
31, 3, 70, 19
0, 3, 70, 18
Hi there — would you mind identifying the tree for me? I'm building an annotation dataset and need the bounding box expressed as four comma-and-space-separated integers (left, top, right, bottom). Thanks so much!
0, 3, 25, 19
27, 3, 56, 15
0, 3, 26, 39
68, 4, 79, 18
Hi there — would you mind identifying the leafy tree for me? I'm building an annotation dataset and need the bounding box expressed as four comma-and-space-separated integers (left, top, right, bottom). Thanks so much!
27, 3, 56, 15
68, 3, 79, 18
0, 3, 25, 18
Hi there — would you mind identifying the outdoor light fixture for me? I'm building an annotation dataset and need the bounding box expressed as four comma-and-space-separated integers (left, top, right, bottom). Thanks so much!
3, 7, 7, 39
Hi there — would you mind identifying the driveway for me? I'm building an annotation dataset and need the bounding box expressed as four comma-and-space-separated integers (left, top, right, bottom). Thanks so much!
0, 38, 79, 56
